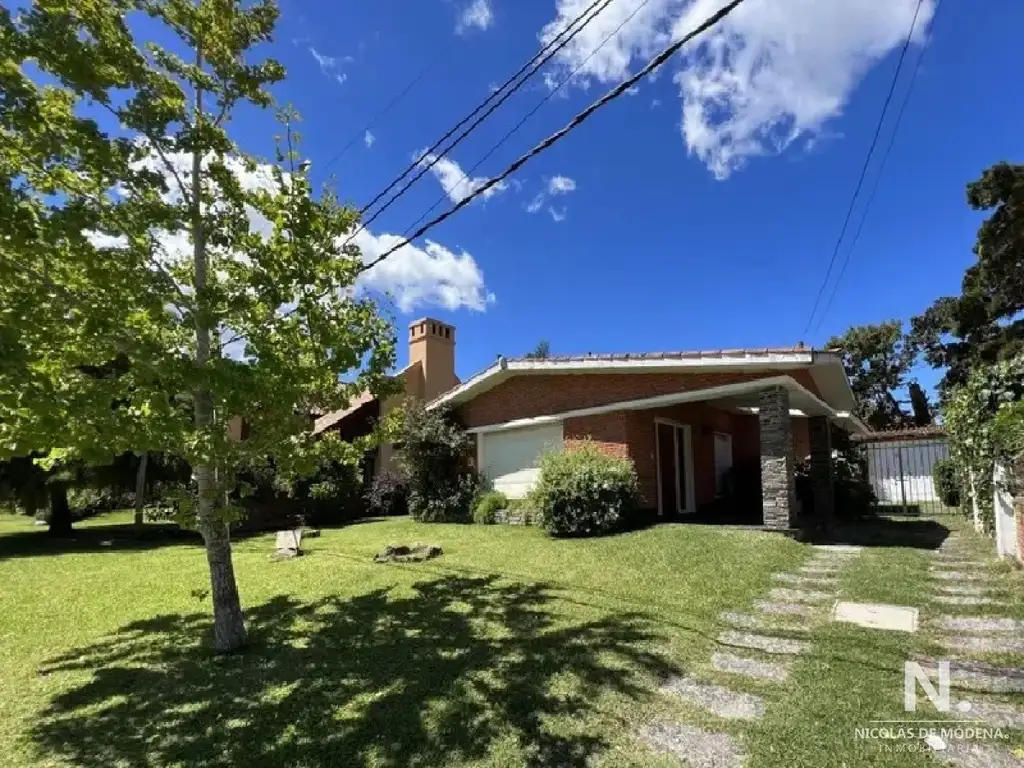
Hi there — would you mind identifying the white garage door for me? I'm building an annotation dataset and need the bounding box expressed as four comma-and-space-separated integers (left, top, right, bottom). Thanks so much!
479, 423, 563, 498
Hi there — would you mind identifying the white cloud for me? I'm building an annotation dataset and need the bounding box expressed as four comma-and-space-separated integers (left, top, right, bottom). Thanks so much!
419, 151, 508, 205
364, 130, 375, 148
456, 0, 494, 34
540, 0, 935, 178
547, 175, 577, 195
352, 231, 494, 312
548, 207, 567, 223
309, 46, 348, 85
525, 193, 545, 214
625, 85, 640, 96
651, 98, 662, 108
89, 144, 494, 314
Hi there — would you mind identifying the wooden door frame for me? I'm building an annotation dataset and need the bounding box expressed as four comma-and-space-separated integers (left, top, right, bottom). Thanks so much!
654, 418, 695, 516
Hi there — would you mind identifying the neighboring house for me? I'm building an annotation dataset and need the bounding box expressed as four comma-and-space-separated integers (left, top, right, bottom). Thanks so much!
320, 317, 867, 531
313, 317, 459, 478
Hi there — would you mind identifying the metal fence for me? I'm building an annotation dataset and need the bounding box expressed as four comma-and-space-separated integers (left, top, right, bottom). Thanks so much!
857, 434, 957, 516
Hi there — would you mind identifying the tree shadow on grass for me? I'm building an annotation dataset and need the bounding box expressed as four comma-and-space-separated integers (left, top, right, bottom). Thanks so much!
31, 575, 677, 767
0, 520, 202, 561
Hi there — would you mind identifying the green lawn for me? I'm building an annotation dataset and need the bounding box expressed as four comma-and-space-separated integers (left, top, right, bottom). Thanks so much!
0, 512, 1020, 767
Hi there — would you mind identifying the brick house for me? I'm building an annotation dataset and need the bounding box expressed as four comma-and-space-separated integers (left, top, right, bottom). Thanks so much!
318, 317, 868, 531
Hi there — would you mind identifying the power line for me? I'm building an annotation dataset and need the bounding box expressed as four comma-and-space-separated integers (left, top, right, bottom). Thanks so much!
358, 0, 748, 276
801, 0, 929, 338
402, 0, 657, 238
350, 0, 616, 242
810, 0, 942, 337
320, 47, 452, 176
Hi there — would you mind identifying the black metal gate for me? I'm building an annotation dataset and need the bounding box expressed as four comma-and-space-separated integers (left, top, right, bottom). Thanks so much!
855, 430, 956, 516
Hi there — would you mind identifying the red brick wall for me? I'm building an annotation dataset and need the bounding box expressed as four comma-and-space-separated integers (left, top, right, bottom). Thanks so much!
792, 418, 811, 461
563, 412, 630, 458
455, 369, 822, 429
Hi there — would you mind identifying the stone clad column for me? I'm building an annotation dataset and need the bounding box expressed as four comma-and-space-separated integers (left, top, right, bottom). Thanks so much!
759, 386, 796, 530
808, 416, 835, 529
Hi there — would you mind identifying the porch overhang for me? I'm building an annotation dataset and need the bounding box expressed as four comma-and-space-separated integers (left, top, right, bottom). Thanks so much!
464, 375, 869, 435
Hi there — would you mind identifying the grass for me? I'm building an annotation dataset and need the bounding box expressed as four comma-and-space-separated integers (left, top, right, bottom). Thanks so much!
1, 511, 1020, 767
0, 510, 802, 767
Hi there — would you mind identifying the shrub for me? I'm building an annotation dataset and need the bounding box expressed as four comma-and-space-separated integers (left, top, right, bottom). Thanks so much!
365, 469, 410, 517
474, 490, 508, 524
530, 443, 639, 537
409, 471, 480, 524
400, 403, 477, 523
932, 458, 961, 507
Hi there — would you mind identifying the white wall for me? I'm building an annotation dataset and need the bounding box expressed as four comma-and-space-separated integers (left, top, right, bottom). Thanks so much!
993, 461, 1020, 560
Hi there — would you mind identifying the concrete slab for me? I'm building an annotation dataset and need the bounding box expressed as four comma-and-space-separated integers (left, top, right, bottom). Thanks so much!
640, 722, 747, 767
717, 630, 810, 655
660, 676, 765, 720
754, 600, 815, 616
719, 612, 811, 633
936, 617, 1024, 633
712, 651, 790, 682
768, 587, 833, 604
831, 601, 919, 633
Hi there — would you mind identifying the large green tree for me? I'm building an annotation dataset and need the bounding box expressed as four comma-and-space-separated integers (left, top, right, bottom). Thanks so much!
1, 0, 395, 651
827, 321, 931, 431
912, 162, 1024, 391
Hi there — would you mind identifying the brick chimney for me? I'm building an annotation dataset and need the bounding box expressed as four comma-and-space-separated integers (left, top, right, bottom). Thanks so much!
408, 318, 457, 401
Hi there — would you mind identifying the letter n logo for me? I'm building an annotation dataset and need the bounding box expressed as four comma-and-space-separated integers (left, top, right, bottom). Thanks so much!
904, 661, 950, 712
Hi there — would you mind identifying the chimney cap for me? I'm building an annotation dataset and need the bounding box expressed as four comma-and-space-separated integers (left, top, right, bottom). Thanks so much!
408, 317, 455, 342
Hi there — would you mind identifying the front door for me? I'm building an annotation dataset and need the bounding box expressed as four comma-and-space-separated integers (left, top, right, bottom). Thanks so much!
656, 421, 692, 516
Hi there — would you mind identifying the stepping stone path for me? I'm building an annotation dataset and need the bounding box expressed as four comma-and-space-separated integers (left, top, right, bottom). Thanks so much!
712, 651, 791, 682
938, 634, 1024, 654
934, 584, 990, 596
923, 535, 1024, 767
958, 699, 1024, 729
930, 570, 991, 582
719, 611, 810, 634
717, 630, 810, 656
932, 594, 1009, 607
638, 544, 863, 763
936, 616, 1024, 633
767, 587, 832, 604
773, 573, 837, 587
753, 600, 814, 616
640, 723, 747, 768
661, 676, 765, 720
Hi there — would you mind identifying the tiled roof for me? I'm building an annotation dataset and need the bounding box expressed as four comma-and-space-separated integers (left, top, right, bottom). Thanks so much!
509, 347, 822, 363
312, 390, 377, 435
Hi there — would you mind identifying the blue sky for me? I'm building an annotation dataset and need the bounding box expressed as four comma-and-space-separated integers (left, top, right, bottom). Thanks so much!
224, 0, 1019, 383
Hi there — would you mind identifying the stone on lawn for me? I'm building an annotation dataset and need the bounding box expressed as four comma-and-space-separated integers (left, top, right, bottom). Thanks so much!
754, 600, 814, 616
660, 676, 765, 720
275, 528, 303, 558
640, 722, 747, 768
774, 573, 837, 587
936, 617, 1024, 633
916, 658, 1024, 694
958, 699, 1024, 729
373, 542, 443, 564
938, 635, 1024, 654
719, 612, 810, 633
768, 587, 832, 604
934, 584, 990, 596
930, 570, 991, 582
936, 740, 1024, 768
718, 630, 809, 655
932, 595, 1008, 607
712, 651, 790, 682
831, 601, 918, 633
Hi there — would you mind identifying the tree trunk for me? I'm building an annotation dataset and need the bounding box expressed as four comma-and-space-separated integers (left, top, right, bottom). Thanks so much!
134, 452, 149, 532
190, 47, 247, 653
47, 483, 73, 537
196, 465, 248, 652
